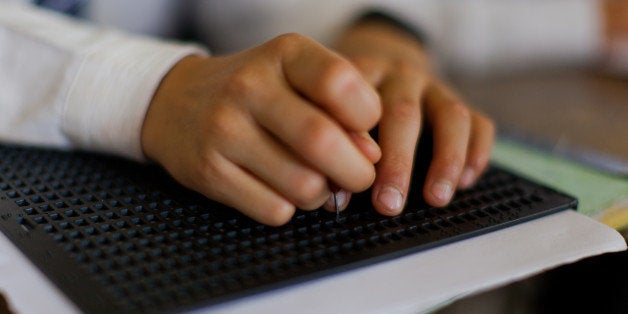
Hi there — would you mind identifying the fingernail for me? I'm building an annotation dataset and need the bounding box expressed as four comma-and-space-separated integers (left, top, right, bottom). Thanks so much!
459, 168, 475, 189
323, 189, 348, 211
377, 185, 403, 215
335, 189, 348, 209
431, 180, 453, 204
324, 193, 335, 210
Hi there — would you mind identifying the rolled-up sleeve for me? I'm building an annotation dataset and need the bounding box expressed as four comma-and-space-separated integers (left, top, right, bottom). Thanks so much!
0, 1, 207, 160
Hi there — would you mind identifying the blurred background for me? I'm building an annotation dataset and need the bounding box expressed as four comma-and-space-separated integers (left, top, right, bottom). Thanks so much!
34, 0, 628, 312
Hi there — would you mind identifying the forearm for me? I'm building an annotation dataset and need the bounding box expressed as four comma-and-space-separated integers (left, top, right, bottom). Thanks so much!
0, 2, 205, 159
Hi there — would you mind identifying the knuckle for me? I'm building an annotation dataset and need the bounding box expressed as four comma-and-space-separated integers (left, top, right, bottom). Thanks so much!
446, 101, 471, 121
208, 105, 241, 141
321, 59, 355, 85
268, 32, 308, 54
437, 155, 466, 177
383, 155, 415, 179
387, 98, 421, 122
469, 148, 492, 171
195, 153, 225, 186
355, 168, 377, 192
261, 203, 295, 226
393, 59, 422, 76
377, 158, 412, 187
350, 56, 378, 72
480, 115, 496, 135
300, 116, 339, 157
187, 154, 230, 202
290, 172, 327, 209
223, 67, 261, 99
312, 58, 357, 102
468, 153, 490, 171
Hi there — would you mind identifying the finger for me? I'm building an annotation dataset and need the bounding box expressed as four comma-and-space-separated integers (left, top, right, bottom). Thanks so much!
371, 72, 427, 216
193, 153, 295, 226
347, 56, 388, 86
458, 113, 495, 189
278, 34, 381, 132
349, 132, 381, 164
422, 82, 472, 207
224, 116, 331, 210
252, 85, 376, 193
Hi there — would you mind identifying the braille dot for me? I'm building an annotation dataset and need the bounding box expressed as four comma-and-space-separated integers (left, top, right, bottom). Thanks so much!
79, 207, 92, 214
105, 212, 119, 219
53, 234, 65, 242
55, 202, 68, 208
69, 230, 81, 239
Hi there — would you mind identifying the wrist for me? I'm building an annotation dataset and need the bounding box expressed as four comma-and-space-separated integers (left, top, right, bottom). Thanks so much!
354, 11, 427, 47
141, 55, 207, 162
335, 15, 431, 73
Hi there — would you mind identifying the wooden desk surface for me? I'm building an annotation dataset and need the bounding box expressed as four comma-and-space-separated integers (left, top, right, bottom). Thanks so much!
438, 70, 628, 314
453, 70, 628, 175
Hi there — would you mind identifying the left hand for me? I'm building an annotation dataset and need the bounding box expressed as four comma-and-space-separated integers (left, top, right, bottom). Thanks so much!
330, 17, 495, 216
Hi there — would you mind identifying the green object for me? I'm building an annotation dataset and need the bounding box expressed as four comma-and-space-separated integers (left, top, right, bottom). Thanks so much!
491, 139, 628, 217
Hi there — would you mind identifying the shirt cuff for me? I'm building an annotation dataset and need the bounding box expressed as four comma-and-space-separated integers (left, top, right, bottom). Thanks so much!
61, 33, 207, 161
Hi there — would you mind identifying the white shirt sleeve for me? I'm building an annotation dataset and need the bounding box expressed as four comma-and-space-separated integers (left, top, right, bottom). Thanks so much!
367, 0, 602, 76
195, 0, 601, 76
0, 1, 207, 160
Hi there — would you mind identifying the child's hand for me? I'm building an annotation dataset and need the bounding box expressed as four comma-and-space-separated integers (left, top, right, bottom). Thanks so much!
334, 18, 495, 216
141, 34, 381, 226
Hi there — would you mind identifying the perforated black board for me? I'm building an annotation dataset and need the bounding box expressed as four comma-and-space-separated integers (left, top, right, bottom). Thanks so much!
0, 144, 576, 313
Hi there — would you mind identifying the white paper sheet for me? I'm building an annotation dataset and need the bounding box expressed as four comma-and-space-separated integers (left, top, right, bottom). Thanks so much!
208, 211, 626, 314
0, 211, 624, 314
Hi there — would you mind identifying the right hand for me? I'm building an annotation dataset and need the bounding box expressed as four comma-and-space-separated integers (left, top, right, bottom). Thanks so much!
141, 33, 382, 226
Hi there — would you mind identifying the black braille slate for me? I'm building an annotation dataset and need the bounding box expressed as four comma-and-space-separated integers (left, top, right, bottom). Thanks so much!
0, 144, 576, 313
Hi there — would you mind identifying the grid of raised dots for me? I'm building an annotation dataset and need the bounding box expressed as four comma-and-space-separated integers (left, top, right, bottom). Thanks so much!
0, 145, 575, 313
